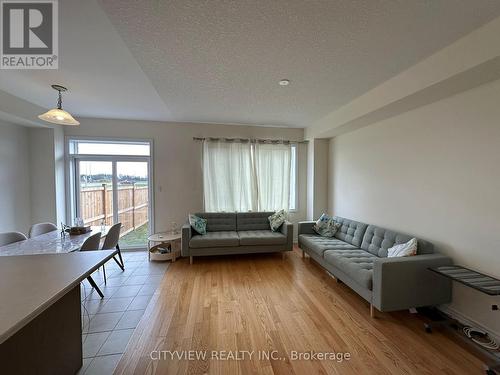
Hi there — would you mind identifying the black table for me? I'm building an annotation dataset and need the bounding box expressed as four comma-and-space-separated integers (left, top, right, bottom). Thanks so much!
428, 265, 500, 375
430, 265, 500, 296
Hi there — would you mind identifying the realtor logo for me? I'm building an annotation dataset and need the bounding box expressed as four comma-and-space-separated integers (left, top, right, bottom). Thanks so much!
1, 0, 58, 69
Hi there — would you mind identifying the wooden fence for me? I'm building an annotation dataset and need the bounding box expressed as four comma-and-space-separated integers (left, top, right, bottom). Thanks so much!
80, 184, 148, 236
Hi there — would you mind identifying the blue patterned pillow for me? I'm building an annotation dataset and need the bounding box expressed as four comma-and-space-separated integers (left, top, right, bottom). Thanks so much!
189, 214, 207, 235
313, 213, 340, 237
268, 210, 287, 232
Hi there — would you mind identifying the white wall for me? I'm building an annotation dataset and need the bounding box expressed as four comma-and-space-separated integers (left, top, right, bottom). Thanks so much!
312, 139, 329, 219
28, 128, 57, 224
306, 141, 315, 220
64, 119, 307, 238
306, 139, 329, 220
0, 121, 31, 233
53, 126, 66, 225
329, 79, 500, 337
0, 122, 66, 234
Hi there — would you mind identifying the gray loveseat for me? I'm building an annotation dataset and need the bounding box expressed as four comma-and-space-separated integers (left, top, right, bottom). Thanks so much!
298, 216, 452, 316
182, 212, 293, 263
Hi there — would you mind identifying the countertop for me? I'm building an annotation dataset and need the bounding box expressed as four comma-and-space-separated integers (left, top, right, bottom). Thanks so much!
0, 250, 116, 344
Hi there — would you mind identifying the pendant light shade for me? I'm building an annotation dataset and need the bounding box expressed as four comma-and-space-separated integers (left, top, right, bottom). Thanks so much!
38, 108, 80, 125
38, 85, 80, 126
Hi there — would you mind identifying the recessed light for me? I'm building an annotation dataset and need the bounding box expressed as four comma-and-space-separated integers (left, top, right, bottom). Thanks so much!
279, 79, 290, 86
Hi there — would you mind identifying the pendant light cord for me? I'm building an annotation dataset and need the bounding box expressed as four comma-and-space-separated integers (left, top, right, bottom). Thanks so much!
57, 90, 62, 109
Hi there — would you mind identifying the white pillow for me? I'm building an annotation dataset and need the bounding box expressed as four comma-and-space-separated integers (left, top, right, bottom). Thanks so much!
387, 238, 418, 257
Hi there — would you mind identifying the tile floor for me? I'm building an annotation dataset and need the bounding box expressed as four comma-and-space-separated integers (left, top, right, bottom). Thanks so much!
77, 251, 169, 375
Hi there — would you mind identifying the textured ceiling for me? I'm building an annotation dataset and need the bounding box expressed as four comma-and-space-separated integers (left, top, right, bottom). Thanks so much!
0, 0, 168, 122
1, 1, 500, 127
98, 0, 500, 127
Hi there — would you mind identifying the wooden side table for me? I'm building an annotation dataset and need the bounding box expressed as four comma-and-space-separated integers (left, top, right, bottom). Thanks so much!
147, 232, 181, 262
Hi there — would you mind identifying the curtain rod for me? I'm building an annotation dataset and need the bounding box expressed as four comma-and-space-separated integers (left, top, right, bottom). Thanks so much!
193, 137, 308, 144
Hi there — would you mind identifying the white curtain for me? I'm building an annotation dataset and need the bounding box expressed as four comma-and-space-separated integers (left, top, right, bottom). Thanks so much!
203, 140, 291, 212
254, 143, 291, 211
203, 140, 256, 212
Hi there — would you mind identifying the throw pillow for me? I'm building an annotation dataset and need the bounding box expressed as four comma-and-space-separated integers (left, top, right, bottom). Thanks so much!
387, 238, 418, 257
189, 214, 207, 235
313, 213, 340, 237
268, 210, 287, 232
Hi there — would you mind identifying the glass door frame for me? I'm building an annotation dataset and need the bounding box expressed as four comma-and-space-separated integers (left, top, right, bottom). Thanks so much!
66, 138, 154, 251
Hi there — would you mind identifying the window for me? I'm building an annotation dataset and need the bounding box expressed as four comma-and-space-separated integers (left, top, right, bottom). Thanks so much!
67, 138, 152, 249
203, 140, 298, 212
68, 140, 150, 156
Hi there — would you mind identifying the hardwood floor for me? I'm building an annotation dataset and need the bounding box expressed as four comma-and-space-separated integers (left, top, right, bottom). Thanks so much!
115, 247, 483, 374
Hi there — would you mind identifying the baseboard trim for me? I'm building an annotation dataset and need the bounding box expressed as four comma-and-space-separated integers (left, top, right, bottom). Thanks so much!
438, 305, 500, 343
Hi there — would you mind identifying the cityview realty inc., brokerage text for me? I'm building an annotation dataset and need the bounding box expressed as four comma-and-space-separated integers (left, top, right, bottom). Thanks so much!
150, 350, 352, 362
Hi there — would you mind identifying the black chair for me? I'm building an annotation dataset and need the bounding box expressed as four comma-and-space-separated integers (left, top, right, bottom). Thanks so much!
100, 223, 125, 283
80, 233, 104, 298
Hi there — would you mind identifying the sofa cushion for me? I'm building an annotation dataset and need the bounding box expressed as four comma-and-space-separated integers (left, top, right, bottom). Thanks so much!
193, 213, 236, 232
299, 234, 358, 258
189, 214, 207, 235
189, 231, 239, 248
324, 249, 376, 290
237, 212, 274, 231
238, 230, 286, 246
361, 225, 434, 257
387, 237, 417, 257
333, 217, 368, 248
268, 210, 287, 232
313, 213, 341, 237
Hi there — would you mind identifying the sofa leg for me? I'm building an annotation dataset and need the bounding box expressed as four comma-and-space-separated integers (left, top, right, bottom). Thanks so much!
370, 304, 376, 318
302, 249, 305, 258
282, 252, 286, 260
189, 256, 193, 265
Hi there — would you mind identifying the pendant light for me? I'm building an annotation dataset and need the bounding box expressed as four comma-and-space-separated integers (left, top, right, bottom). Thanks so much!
38, 84, 80, 126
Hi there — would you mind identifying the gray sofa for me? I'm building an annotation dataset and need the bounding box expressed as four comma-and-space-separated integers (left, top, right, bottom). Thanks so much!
298, 216, 452, 315
182, 212, 293, 263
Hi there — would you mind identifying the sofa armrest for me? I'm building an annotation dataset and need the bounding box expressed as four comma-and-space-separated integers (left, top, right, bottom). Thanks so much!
298, 221, 315, 235
372, 254, 452, 312
280, 221, 293, 251
181, 224, 192, 257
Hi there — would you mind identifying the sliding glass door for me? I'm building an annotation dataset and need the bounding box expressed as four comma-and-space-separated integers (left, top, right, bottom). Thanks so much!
69, 139, 152, 249
77, 161, 114, 226
116, 162, 149, 248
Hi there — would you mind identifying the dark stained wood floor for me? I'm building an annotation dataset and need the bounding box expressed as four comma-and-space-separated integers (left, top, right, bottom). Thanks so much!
115, 247, 484, 374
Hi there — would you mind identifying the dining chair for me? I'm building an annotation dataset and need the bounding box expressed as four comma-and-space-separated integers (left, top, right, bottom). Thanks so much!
98, 223, 125, 284
80, 233, 105, 298
80, 232, 101, 251
29, 222, 58, 238
0, 232, 28, 247
102, 223, 125, 268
